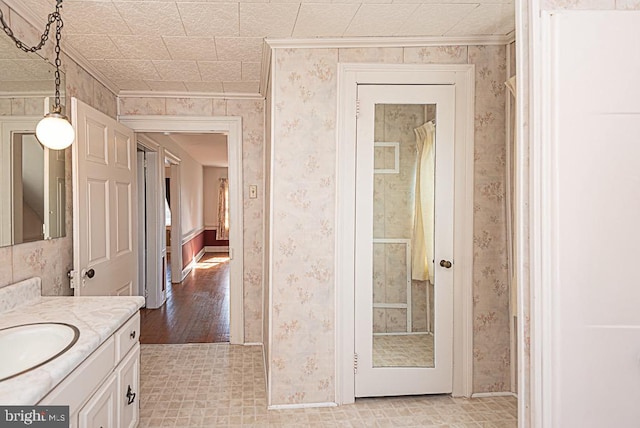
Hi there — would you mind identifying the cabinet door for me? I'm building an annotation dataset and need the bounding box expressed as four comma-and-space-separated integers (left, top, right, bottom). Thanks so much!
78, 373, 117, 428
118, 344, 140, 428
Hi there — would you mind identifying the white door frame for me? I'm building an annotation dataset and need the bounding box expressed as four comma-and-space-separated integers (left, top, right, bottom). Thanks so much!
0, 118, 39, 247
163, 149, 182, 284
335, 63, 475, 403
524, 9, 640, 427
136, 150, 146, 298
118, 115, 244, 344
137, 135, 163, 308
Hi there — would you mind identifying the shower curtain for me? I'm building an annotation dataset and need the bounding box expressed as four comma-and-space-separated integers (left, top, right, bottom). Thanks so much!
412, 121, 435, 284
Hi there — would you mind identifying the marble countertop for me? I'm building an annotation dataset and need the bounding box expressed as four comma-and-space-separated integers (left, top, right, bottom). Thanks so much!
0, 293, 145, 405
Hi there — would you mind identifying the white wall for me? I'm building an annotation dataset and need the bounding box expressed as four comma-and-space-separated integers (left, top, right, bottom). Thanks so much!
203, 167, 227, 228
146, 134, 205, 238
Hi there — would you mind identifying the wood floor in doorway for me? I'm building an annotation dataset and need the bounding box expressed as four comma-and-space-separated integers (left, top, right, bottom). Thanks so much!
140, 252, 230, 344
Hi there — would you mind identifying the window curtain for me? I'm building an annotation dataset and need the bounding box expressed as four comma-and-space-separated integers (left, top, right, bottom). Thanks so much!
412, 121, 435, 284
217, 178, 229, 240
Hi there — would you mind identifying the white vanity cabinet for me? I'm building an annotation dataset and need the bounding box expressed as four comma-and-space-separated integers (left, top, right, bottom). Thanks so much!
39, 312, 141, 428
78, 374, 118, 428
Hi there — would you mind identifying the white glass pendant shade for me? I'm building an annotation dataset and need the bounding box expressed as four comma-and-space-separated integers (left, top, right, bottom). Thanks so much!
35, 112, 75, 150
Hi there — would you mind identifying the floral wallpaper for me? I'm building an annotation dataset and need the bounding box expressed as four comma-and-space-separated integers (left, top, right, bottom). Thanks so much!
270, 48, 338, 405
0, 97, 46, 116
468, 45, 511, 393
270, 44, 511, 404
0, 1, 117, 297
118, 97, 265, 344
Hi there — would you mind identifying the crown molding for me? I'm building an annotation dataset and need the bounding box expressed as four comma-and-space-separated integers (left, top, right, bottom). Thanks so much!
118, 90, 264, 100
265, 34, 515, 49
3, 0, 121, 96
62, 43, 120, 95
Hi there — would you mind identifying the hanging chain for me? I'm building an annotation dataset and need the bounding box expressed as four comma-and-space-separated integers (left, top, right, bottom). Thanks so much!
0, 0, 64, 109
53, 2, 63, 110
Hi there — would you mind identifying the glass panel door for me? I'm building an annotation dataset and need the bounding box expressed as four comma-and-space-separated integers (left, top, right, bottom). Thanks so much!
355, 84, 454, 397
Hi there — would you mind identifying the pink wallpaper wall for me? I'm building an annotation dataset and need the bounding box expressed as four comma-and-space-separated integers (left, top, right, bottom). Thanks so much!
269, 44, 511, 404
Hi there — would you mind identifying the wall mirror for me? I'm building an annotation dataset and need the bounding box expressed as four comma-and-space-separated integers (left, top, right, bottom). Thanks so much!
372, 103, 436, 368
0, 27, 67, 247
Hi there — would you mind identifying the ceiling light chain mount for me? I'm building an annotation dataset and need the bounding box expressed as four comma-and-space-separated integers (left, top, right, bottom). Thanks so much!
0, 0, 75, 150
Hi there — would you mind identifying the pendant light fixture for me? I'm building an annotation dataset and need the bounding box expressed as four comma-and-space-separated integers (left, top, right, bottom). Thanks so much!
1, 0, 74, 150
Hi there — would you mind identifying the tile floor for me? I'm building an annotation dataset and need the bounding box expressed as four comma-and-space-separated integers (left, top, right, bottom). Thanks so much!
373, 334, 434, 367
139, 344, 517, 427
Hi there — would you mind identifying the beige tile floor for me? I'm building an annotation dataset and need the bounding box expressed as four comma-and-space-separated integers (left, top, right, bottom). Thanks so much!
139, 344, 517, 427
373, 334, 434, 367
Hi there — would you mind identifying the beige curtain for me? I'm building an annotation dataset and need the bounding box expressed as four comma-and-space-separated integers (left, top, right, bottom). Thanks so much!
217, 178, 229, 240
412, 121, 435, 283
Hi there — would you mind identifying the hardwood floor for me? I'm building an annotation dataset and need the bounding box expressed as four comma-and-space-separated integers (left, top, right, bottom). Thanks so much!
140, 252, 230, 344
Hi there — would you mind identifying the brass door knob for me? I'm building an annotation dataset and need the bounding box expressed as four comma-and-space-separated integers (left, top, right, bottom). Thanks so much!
440, 260, 452, 269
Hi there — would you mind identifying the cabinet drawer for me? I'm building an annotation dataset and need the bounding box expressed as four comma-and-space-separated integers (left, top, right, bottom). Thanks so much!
115, 313, 140, 361
39, 337, 115, 413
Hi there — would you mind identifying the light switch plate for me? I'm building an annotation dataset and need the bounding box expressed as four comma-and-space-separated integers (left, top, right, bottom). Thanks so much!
249, 185, 257, 199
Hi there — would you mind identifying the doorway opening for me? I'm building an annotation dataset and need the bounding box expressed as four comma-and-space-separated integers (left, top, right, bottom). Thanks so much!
139, 132, 232, 344
120, 115, 244, 345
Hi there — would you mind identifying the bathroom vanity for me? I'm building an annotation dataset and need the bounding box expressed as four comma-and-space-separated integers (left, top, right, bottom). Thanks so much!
0, 278, 145, 427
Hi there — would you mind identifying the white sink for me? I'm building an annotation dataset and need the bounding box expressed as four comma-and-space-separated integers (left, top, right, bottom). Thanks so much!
0, 322, 79, 382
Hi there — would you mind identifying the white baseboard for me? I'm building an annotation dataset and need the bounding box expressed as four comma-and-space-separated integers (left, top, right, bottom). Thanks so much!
205, 246, 229, 252
180, 266, 191, 281
180, 248, 206, 280
268, 402, 338, 410
471, 391, 517, 398
243, 342, 262, 346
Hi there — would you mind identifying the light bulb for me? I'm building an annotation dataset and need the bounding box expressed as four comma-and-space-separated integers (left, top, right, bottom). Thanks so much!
36, 111, 75, 150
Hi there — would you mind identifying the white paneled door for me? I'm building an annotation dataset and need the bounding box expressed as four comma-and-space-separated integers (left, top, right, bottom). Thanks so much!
72, 98, 137, 296
533, 11, 640, 427
354, 84, 455, 397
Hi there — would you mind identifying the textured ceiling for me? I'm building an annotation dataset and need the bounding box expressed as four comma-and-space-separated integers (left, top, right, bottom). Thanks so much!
15, 0, 514, 96
0, 28, 57, 93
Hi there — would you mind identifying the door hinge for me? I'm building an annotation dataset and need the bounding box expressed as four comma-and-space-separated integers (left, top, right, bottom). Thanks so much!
354, 353, 359, 374
67, 270, 76, 289
355, 99, 360, 119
